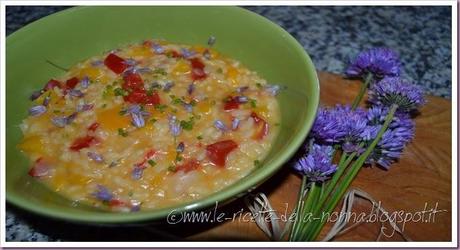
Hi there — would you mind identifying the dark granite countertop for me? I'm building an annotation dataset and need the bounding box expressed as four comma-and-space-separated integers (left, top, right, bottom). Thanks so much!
5, 6, 452, 242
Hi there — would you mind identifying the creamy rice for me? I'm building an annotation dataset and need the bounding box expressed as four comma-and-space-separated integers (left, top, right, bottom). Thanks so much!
19, 39, 281, 212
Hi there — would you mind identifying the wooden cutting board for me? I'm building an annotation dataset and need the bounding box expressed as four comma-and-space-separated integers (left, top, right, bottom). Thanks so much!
164, 72, 451, 241
12, 72, 451, 242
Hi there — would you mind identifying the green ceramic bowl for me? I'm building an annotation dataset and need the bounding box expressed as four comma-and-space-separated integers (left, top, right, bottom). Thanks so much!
6, 6, 319, 223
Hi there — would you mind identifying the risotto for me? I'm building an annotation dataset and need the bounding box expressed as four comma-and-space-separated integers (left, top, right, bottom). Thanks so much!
18, 38, 281, 212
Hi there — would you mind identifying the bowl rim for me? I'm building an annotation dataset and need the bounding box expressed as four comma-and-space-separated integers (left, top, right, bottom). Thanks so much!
6, 6, 320, 223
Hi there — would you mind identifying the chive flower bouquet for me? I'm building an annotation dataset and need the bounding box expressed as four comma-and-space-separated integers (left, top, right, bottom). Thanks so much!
288, 48, 426, 241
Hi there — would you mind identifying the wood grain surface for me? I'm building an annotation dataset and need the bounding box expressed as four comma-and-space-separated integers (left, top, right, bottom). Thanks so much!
152, 72, 453, 241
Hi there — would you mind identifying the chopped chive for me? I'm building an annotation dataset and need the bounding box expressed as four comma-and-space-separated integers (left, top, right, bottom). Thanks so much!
175, 154, 183, 162
128, 191, 134, 197
150, 118, 157, 123
180, 118, 194, 131
101, 103, 107, 108
197, 135, 203, 140
147, 159, 156, 167
217, 68, 223, 74
153, 68, 167, 75
114, 87, 128, 96
154, 104, 168, 112
249, 99, 257, 108
256, 82, 263, 89
168, 165, 177, 172
118, 128, 128, 137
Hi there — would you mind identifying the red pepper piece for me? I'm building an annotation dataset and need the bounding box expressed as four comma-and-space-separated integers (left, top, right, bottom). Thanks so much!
44, 79, 62, 91
124, 89, 160, 106
69, 136, 98, 151
175, 159, 201, 173
122, 72, 144, 91
145, 91, 161, 105
104, 53, 127, 74
251, 112, 269, 140
142, 40, 153, 47
87, 122, 100, 132
206, 140, 238, 167
28, 158, 49, 178
109, 199, 126, 207
137, 149, 157, 166
189, 58, 207, 81
223, 96, 240, 111
169, 50, 181, 58
65, 77, 79, 90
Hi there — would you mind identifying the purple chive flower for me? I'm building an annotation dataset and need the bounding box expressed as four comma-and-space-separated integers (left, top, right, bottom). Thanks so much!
176, 142, 185, 153
66, 112, 78, 124
29, 105, 47, 116
265, 84, 282, 96
51, 116, 68, 127
132, 166, 144, 180
69, 89, 84, 98
365, 128, 411, 169
294, 144, 337, 182
30, 90, 44, 101
125, 58, 137, 66
345, 48, 401, 79
183, 103, 193, 113
130, 203, 141, 212
235, 96, 248, 103
92, 185, 113, 201
80, 76, 90, 89
231, 118, 240, 130
163, 81, 174, 92
137, 67, 152, 74
363, 106, 415, 169
76, 103, 94, 112
236, 86, 249, 93
131, 112, 145, 128
151, 43, 165, 54
214, 120, 228, 131
42, 95, 51, 106
367, 106, 415, 131
51, 112, 77, 127
311, 107, 347, 143
181, 48, 196, 59
187, 83, 195, 95
368, 77, 426, 112
91, 60, 104, 67
87, 152, 105, 163
168, 115, 181, 136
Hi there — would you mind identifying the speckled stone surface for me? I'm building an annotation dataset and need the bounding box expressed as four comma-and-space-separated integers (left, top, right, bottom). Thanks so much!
5, 6, 452, 242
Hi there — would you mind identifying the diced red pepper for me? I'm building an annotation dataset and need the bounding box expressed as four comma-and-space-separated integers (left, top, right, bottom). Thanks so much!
169, 50, 181, 58
123, 89, 161, 106
28, 158, 49, 178
109, 199, 126, 207
87, 122, 100, 132
142, 40, 153, 47
137, 149, 157, 166
175, 159, 201, 173
104, 53, 128, 74
145, 91, 161, 105
189, 58, 207, 81
44, 79, 62, 91
65, 77, 79, 90
251, 112, 269, 140
69, 136, 98, 151
223, 96, 240, 111
206, 140, 238, 167
122, 72, 144, 91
